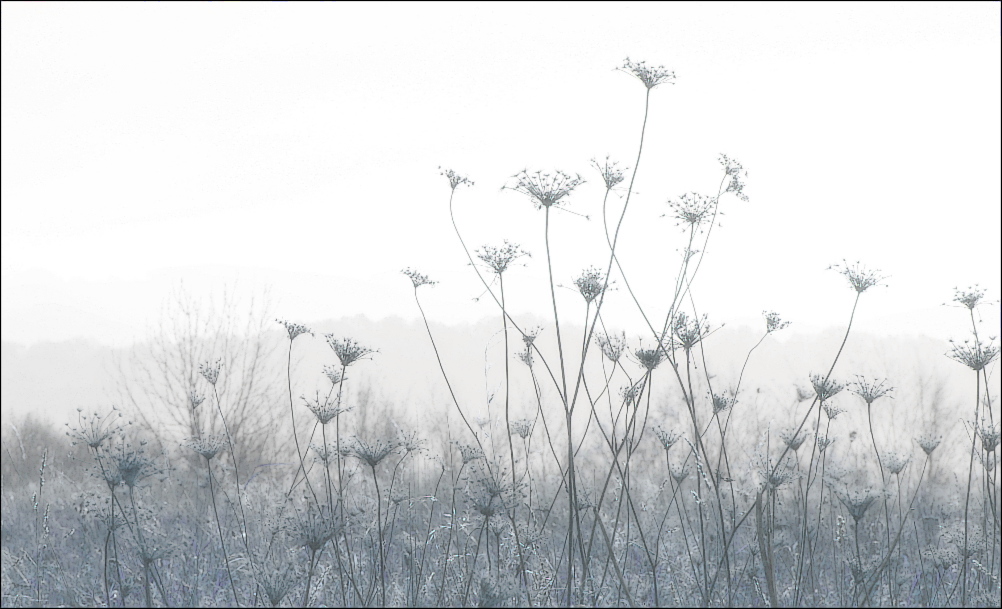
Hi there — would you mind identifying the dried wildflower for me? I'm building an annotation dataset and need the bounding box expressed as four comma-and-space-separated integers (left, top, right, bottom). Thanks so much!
620, 381, 645, 405
635, 344, 667, 371
440, 167, 474, 191
322, 364, 343, 386
286, 503, 339, 552
977, 421, 1000, 453
780, 427, 809, 451
66, 407, 123, 450
591, 156, 627, 190
351, 437, 397, 468
189, 391, 205, 410
257, 563, 296, 608
669, 462, 691, 483
302, 393, 348, 425
110, 441, 160, 488
764, 311, 790, 334
947, 338, 1000, 371
277, 319, 312, 341
823, 401, 846, 420
185, 435, 227, 461
510, 419, 532, 440
849, 376, 894, 405
758, 451, 798, 491
673, 312, 710, 352
476, 241, 530, 275
829, 260, 887, 294
837, 487, 879, 523
665, 192, 715, 228
504, 169, 584, 210
816, 434, 835, 452
398, 429, 425, 454
325, 335, 376, 367
620, 57, 676, 89
517, 348, 533, 367
882, 451, 911, 475
712, 392, 736, 415
310, 442, 339, 466
915, 433, 942, 456
595, 331, 627, 362
199, 359, 222, 386
655, 427, 682, 452
574, 267, 609, 303
952, 285, 986, 310
457, 443, 484, 465
810, 374, 844, 402
521, 325, 542, 347
719, 154, 749, 201
402, 268, 437, 288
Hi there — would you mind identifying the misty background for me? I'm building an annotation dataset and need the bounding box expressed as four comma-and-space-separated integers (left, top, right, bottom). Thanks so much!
2, 3, 1000, 435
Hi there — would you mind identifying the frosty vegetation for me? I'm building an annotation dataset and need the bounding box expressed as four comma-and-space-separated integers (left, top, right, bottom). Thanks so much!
2, 58, 1000, 608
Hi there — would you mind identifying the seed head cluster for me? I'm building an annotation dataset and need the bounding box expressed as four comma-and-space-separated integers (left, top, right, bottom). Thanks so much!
476, 241, 530, 275
574, 267, 608, 303
948, 338, 999, 371
620, 57, 676, 89
439, 167, 473, 191
277, 319, 312, 341
326, 336, 376, 368
402, 268, 437, 288
829, 260, 887, 294
666, 192, 716, 229
591, 156, 627, 190
504, 169, 584, 210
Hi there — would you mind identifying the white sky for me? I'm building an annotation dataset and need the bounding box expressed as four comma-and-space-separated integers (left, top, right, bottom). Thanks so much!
2, 2, 1000, 347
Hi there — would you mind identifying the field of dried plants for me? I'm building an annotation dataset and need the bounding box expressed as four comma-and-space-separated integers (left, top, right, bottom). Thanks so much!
2, 59, 999, 608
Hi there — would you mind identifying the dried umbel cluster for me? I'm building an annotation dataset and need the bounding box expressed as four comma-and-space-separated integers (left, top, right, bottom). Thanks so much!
666, 192, 716, 229
440, 167, 473, 191
620, 57, 676, 89
402, 268, 437, 288
199, 358, 222, 386
591, 156, 627, 190
948, 338, 1000, 371
763, 311, 790, 334
829, 260, 888, 294
504, 169, 584, 210
277, 319, 312, 341
66, 407, 125, 450
595, 331, 627, 362
325, 335, 376, 368
185, 434, 227, 461
849, 376, 894, 405
476, 241, 530, 275
810, 374, 844, 403
574, 267, 608, 303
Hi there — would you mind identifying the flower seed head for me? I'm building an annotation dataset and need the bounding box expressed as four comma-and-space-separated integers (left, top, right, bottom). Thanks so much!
402, 268, 437, 288
325, 335, 376, 367
591, 156, 627, 190
476, 241, 530, 275
277, 319, 312, 342
199, 359, 222, 386
504, 169, 584, 210
810, 374, 844, 403
828, 260, 888, 294
620, 57, 676, 89
764, 311, 791, 334
849, 376, 894, 405
439, 167, 473, 191
574, 266, 609, 303
947, 338, 999, 371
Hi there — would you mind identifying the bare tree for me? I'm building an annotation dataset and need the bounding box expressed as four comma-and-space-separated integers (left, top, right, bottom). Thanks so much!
113, 283, 283, 468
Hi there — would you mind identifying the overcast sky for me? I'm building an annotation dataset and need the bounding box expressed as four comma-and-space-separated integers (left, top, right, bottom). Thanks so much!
2, 2, 1000, 348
